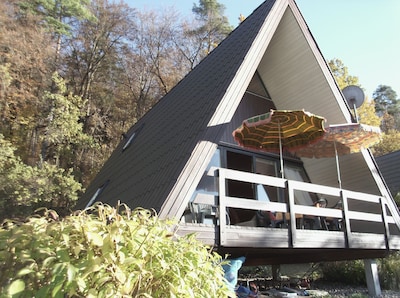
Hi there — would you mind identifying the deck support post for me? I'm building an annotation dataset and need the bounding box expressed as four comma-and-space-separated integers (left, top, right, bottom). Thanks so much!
272, 264, 280, 282
364, 259, 381, 297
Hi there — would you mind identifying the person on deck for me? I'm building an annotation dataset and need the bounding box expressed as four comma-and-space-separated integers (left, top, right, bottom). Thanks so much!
304, 198, 328, 230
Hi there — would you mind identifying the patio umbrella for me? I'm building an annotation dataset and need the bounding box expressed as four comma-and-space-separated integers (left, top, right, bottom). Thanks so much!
232, 109, 326, 178
293, 123, 382, 188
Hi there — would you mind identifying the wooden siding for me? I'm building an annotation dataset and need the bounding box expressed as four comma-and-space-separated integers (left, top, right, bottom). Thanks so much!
219, 93, 275, 145
258, 7, 350, 125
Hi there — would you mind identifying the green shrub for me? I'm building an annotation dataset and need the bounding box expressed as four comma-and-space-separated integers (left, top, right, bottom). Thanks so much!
348, 294, 368, 298
0, 203, 232, 297
320, 260, 366, 286
379, 252, 400, 290
320, 255, 400, 291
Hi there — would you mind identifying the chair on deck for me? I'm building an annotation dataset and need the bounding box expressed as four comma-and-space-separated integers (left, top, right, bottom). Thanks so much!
302, 198, 329, 230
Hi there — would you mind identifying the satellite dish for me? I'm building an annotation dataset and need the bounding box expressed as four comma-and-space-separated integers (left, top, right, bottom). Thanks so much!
342, 85, 365, 122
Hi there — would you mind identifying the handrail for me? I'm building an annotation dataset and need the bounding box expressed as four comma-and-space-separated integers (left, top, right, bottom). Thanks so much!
212, 167, 400, 249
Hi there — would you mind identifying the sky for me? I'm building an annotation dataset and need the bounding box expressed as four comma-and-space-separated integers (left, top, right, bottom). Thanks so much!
125, 0, 400, 100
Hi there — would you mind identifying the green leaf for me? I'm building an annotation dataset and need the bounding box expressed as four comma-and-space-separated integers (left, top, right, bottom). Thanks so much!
94, 275, 111, 287
8, 279, 25, 295
67, 263, 76, 282
86, 231, 104, 246
16, 267, 34, 277
43, 256, 57, 268
76, 277, 87, 292
52, 281, 65, 298
56, 249, 70, 262
115, 266, 126, 283
36, 285, 51, 297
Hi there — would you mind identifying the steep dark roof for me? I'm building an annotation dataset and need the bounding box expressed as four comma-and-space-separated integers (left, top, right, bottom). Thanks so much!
376, 150, 400, 196
76, 0, 277, 212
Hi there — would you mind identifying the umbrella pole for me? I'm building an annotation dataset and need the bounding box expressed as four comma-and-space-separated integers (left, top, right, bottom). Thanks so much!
334, 141, 342, 189
278, 121, 284, 179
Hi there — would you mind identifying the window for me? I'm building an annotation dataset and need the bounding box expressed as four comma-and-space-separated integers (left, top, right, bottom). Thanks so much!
284, 165, 315, 206
122, 132, 136, 151
255, 158, 279, 202
122, 124, 144, 152
84, 180, 109, 209
182, 150, 221, 224
192, 149, 221, 196
224, 148, 315, 207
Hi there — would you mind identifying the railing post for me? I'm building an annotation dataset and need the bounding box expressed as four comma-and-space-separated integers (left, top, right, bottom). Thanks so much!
380, 198, 390, 250
341, 190, 351, 248
287, 180, 296, 247
218, 168, 227, 246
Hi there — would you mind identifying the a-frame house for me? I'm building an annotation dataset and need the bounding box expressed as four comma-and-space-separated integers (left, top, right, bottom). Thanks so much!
76, 0, 400, 292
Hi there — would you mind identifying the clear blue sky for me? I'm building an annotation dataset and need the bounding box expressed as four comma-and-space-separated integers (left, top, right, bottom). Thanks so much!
126, 0, 400, 100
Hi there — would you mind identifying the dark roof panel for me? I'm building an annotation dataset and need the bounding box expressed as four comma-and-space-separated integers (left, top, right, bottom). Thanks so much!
376, 150, 400, 196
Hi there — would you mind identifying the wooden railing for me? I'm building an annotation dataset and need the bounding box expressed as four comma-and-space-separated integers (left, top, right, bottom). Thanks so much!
191, 167, 400, 249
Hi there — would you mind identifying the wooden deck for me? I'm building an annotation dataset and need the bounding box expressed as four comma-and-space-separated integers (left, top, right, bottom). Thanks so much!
177, 168, 400, 265
177, 223, 400, 264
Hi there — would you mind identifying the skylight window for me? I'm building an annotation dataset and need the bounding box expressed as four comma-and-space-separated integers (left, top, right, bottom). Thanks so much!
84, 180, 109, 209
122, 132, 136, 151
122, 124, 144, 152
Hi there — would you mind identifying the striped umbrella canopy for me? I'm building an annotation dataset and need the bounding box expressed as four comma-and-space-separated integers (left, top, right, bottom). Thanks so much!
232, 110, 326, 178
294, 123, 382, 158
294, 123, 382, 188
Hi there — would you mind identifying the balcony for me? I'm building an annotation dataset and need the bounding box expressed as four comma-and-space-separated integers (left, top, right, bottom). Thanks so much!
178, 168, 400, 265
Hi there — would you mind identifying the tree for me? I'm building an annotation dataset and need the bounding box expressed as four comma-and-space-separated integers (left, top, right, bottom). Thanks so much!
191, 0, 233, 55
327, 58, 380, 126
62, 0, 138, 178
373, 85, 400, 133
132, 9, 185, 95
63, 0, 135, 100
0, 134, 82, 220
172, 0, 233, 73
327, 59, 385, 128
371, 129, 400, 157
174, 18, 208, 70
373, 85, 399, 116
120, 9, 183, 120
328, 58, 359, 90
40, 73, 97, 172
0, 205, 232, 297
19, 0, 95, 67
357, 99, 381, 127
0, 0, 54, 164
373, 85, 400, 135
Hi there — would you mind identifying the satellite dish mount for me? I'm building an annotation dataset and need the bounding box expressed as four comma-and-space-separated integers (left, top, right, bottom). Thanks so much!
342, 85, 365, 123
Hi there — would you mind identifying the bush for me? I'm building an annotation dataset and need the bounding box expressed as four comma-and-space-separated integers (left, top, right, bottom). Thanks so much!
319, 255, 400, 291
320, 260, 366, 286
379, 252, 400, 290
0, 203, 232, 297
